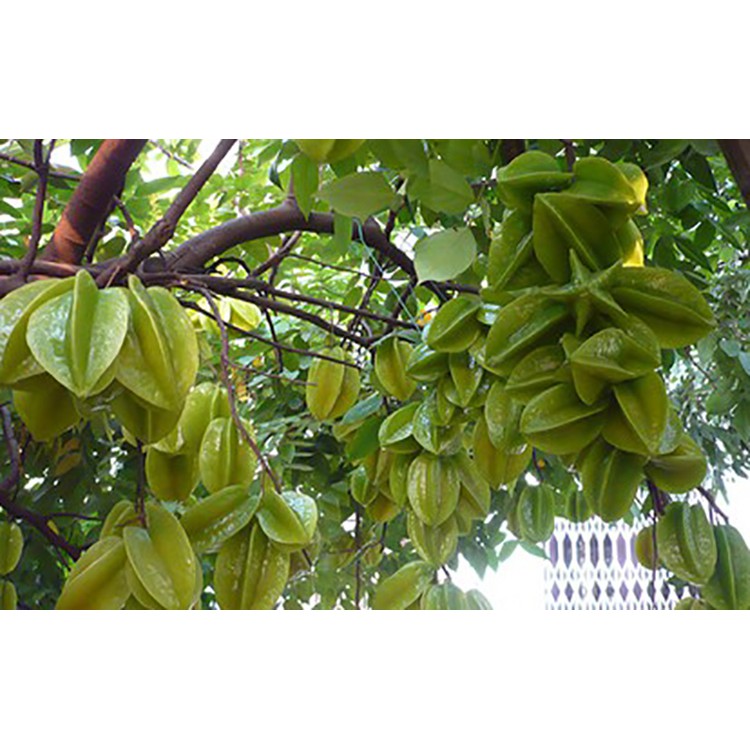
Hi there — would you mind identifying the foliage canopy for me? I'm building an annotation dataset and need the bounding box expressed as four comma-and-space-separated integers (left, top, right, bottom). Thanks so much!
1, 138, 749, 610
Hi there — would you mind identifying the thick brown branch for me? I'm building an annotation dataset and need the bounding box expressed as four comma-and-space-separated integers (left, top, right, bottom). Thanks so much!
105, 139, 237, 282
42, 139, 147, 265
500, 139, 525, 165
161, 198, 416, 278
719, 139, 750, 209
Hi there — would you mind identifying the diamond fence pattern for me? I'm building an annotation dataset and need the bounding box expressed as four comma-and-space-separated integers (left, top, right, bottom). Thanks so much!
544, 517, 689, 610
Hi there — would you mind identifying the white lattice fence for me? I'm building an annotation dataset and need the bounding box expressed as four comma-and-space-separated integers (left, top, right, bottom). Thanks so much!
544, 517, 688, 610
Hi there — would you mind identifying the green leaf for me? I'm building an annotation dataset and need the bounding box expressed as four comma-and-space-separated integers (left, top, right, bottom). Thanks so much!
317, 172, 395, 219
291, 153, 318, 219
340, 394, 383, 426
330, 213, 353, 257
414, 227, 477, 283
408, 159, 474, 214
720, 339, 741, 358
739, 352, 750, 376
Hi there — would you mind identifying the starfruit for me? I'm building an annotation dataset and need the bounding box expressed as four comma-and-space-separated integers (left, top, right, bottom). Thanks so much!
516, 485, 556, 543
496, 151, 573, 212
180, 484, 260, 554
473, 416, 531, 489
405, 342, 449, 382
484, 382, 525, 451
154, 382, 231, 454
447, 351, 483, 407
606, 266, 715, 347
568, 322, 661, 405
533, 193, 621, 282
615, 219, 645, 267
371, 560, 434, 610
112, 388, 183, 445
407, 512, 458, 566
0, 521, 23, 575
387, 453, 412, 508
674, 597, 712, 610
305, 346, 360, 421
484, 295, 570, 376
0, 276, 74, 386
454, 451, 491, 519
407, 452, 460, 526
505, 345, 568, 403
26, 269, 129, 398
294, 139, 365, 164
561, 489, 592, 523
564, 156, 641, 225
487, 210, 531, 290
520, 384, 606, 455
214, 522, 290, 610
116, 275, 198, 412
374, 337, 416, 402
634, 525, 659, 570
99, 500, 138, 539
424, 295, 482, 353
13, 374, 81, 442
645, 433, 707, 493
199, 416, 257, 493
464, 589, 493, 609
412, 398, 463, 456
350, 465, 378, 507
378, 403, 421, 454
145, 447, 200, 502
579, 440, 645, 522
656, 502, 716, 585
56, 536, 130, 610
610, 372, 668, 455
485, 210, 552, 300
0, 580, 17, 610
420, 581, 468, 610
123, 501, 199, 610
256, 486, 318, 552
701, 525, 750, 610
366, 493, 402, 523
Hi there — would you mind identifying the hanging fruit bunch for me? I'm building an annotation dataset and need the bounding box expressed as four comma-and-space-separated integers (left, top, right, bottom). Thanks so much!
0, 270, 317, 609
306, 151, 749, 609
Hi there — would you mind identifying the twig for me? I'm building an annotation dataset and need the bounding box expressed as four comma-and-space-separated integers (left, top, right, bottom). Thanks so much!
149, 140, 193, 169
180, 299, 361, 368
0, 406, 81, 560
194, 286, 282, 492
101, 139, 237, 284
18, 139, 54, 280
230, 360, 308, 386
113, 196, 139, 240
696, 485, 729, 523
251, 231, 303, 277
0, 150, 79, 181
561, 140, 576, 170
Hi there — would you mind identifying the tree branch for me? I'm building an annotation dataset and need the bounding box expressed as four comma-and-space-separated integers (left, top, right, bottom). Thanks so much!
18, 140, 54, 280
160, 197, 417, 278
0, 406, 81, 561
103, 139, 237, 283
41, 139, 147, 265
719, 139, 750, 209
